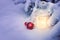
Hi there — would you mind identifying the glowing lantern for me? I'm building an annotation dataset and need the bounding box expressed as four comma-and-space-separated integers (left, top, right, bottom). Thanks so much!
31, 10, 50, 30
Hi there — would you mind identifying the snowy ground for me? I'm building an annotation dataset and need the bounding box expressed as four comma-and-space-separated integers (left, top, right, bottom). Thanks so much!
0, 0, 60, 40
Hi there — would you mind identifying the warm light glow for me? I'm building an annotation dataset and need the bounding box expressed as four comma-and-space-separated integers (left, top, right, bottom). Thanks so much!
32, 10, 50, 30
34, 15, 49, 30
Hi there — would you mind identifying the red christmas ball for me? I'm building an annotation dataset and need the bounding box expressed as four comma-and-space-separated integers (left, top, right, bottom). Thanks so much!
24, 22, 34, 30
24, 22, 28, 26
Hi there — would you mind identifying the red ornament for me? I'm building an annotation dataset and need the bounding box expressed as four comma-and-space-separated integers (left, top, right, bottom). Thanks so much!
24, 22, 34, 30
24, 22, 28, 26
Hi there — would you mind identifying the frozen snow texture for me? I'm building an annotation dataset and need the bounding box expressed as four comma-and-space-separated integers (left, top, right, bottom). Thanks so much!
24, 0, 31, 12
